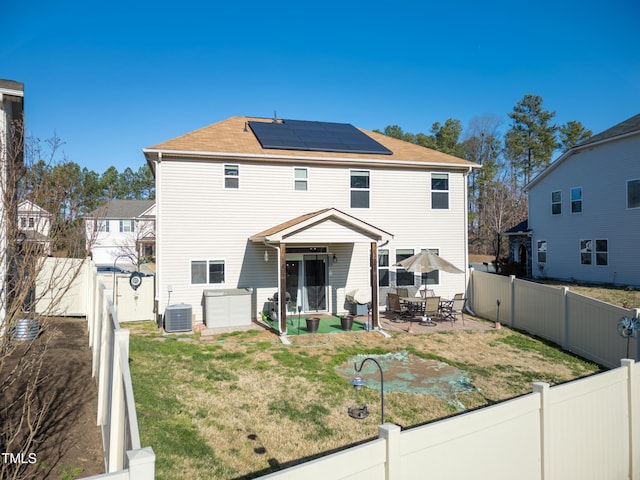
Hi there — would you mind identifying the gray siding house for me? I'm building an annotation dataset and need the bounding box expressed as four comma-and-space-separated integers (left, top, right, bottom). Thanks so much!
524, 113, 640, 286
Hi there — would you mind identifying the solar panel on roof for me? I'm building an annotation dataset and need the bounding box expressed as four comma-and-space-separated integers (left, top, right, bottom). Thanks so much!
248, 119, 393, 155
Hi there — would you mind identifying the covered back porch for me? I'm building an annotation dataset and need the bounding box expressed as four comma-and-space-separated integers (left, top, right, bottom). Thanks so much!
250, 208, 393, 335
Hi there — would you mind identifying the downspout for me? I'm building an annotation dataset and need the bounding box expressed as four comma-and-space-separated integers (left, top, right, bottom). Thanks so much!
263, 239, 282, 335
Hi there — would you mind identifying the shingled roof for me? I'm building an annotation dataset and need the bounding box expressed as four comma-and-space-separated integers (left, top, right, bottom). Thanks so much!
144, 116, 478, 170
577, 113, 640, 147
87, 199, 154, 219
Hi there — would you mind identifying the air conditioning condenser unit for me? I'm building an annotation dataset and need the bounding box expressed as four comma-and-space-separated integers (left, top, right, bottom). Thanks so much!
164, 304, 192, 333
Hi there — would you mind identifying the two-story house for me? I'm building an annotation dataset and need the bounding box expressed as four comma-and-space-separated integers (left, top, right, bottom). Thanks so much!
17, 200, 52, 255
85, 199, 155, 268
522, 113, 640, 286
143, 116, 478, 333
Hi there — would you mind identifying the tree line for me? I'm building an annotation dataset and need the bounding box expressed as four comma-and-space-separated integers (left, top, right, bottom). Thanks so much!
376, 93, 593, 261
20, 133, 154, 255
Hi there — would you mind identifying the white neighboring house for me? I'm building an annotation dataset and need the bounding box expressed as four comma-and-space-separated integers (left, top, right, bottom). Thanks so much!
524, 113, 640, 286
143, 116, 479, 332
18, 200, 52, 255
1, 79, 24, 323
85, 199, 155, 268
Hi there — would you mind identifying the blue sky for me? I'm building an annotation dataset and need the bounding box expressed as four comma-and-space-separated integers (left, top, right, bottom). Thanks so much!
3, 0, 640, 173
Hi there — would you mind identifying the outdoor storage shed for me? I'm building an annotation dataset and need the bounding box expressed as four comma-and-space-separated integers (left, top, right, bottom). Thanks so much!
203, 288, 253, 328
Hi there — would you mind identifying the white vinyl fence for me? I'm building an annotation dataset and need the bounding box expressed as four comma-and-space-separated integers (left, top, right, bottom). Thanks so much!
468, 270, 640, 368
260, 360, 640, 480
36, 259, 155, 479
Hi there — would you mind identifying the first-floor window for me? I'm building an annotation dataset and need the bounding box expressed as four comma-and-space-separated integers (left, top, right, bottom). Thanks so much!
420, 248, 440, 285
378, 249, 389, 287
580, 239, 592, 265
537, 240, 547, 263
595, 239, 608, 266
395, 249, 415, 286
191, 260, 225, 284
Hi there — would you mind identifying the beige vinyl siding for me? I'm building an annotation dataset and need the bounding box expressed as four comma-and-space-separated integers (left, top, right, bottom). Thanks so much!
156, 158, 469, 321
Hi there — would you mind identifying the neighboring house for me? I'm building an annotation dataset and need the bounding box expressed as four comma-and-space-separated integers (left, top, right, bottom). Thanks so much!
503, 219, 531, 277
519, 113, 640, 286
17, 200, 52, 255
1, 79, 24, 322
85, 199, 155, 267
143, 116, 478, 332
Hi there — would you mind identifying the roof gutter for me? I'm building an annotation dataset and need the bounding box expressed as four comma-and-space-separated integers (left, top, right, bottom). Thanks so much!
142, 148, 480, 171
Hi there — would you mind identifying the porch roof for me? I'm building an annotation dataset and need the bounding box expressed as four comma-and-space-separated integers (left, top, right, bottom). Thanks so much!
249, 208, 393, 243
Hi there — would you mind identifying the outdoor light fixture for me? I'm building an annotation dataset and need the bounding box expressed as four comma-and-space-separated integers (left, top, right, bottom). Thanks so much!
347, 357, 385, 424
332, 253, 338, 263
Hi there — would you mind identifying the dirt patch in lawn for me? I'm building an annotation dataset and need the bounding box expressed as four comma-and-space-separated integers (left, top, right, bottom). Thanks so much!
2, 317, 104, 479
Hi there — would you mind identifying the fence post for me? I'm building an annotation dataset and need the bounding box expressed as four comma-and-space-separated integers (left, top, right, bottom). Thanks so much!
621, 359, 638, 479
533, 382, 550, 480
378, 423, 401, 480
126, 447, 155, 479
562, 287, 569, 350
509, 275, 516, 328
108, 329, 129, 471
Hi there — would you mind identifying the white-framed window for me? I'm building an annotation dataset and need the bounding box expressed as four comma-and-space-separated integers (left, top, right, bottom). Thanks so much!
20, 217, 27, 228
378, 249, 389, 287
119, 220, 134, 233
431, 173, 449, 209
395, 248, 415, 286
571, 187, 582, 213
191, 260, 225, 284
595, 239, 608, 266
627, 179, 640, 209
420, 248, 440, 285
224, 164, 239, 189
580, 239, 592, 265
537, 240, 547, 263
294, 167, 308, 191
97, 220, 109, 232
350, 170, 370, 208
551, 191, 561, 215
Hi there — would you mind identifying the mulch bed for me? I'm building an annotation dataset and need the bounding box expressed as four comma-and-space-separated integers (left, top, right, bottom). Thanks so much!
2, 317, 104, 479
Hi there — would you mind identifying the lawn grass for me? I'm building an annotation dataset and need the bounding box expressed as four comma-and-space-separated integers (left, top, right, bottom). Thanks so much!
128, 320, 601, 480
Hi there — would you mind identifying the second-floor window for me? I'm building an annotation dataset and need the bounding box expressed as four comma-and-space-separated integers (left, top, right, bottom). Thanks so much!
628, 179, 640, 209
571, 187, 582, 213
119, 220, 134, 233
294, 167, 308, 191
431, 173, 449, 209
225, 164, 239, 189
350, 170, 370, 208
551, 191, 561, 215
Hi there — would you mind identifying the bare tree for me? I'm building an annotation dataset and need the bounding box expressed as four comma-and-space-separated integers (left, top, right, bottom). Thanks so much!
482, 175, 527, 266
0, 118, 98, 480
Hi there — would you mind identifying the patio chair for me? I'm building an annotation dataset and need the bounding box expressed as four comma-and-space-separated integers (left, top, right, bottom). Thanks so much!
441, 297, 466, 326
396, 287, 409, 298
419, 296, 441, 325
388, 293, 410, 320
420, 288, 435, 298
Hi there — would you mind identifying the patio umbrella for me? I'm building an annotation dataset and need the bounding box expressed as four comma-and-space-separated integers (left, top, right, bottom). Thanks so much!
394, 251, 465, 275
